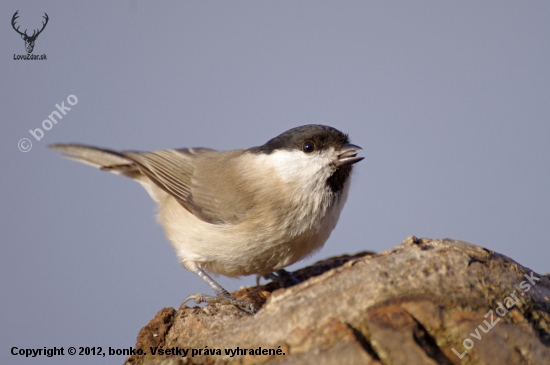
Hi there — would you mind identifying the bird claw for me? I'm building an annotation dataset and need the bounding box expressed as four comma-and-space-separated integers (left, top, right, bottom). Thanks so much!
258, 269, 300, 288
182, 293, 257, 315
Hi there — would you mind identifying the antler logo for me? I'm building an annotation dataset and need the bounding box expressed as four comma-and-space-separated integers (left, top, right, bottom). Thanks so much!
12, 11, 49, 54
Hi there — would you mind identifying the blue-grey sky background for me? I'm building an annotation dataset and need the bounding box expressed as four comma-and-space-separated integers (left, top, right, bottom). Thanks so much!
1, 1, 549, 364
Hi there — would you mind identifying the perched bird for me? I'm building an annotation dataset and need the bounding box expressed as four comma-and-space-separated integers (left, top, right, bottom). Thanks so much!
50, 124, 363, 313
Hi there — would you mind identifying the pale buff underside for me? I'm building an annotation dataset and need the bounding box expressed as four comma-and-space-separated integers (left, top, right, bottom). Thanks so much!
153, 149, 351, 277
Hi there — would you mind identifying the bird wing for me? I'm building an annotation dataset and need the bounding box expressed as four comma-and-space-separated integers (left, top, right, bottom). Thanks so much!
123, 148, 251, 225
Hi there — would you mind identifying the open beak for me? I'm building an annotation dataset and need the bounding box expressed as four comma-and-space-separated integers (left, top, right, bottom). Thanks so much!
334, 143, 364, 166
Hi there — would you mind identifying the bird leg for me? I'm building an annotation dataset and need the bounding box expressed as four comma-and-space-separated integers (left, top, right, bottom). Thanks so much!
182, 268, 256, 314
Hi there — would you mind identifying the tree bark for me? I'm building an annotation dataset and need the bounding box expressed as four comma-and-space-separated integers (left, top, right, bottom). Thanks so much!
125, 237, 550, 365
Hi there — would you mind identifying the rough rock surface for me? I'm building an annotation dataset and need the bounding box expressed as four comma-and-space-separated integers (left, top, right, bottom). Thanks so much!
125, 237, 550, 365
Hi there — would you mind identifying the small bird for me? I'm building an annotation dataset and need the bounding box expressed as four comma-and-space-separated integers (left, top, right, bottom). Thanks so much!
50, 124, 363, 314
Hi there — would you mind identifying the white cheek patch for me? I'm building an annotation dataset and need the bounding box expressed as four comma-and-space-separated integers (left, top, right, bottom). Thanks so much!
258, 149, 336, 186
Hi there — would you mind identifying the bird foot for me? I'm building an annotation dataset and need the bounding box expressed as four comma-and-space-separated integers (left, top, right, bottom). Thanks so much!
259, 269, 300, 288
182, 293, 257, 314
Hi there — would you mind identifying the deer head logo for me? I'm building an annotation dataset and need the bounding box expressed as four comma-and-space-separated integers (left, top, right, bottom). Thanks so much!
12, 11, 49, 54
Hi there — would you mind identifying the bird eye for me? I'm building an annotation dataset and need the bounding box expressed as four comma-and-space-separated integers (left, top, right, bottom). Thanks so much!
302, 141, 315, 153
